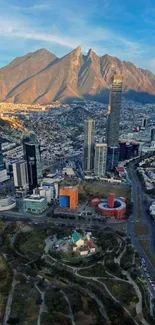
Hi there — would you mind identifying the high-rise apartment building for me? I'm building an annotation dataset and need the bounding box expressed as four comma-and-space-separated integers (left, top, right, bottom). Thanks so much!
106, 74, 123, 170
23, 132, 42, 192
84, 120, 95, 172
94, 143, 107, 177
12, 160, 28, 188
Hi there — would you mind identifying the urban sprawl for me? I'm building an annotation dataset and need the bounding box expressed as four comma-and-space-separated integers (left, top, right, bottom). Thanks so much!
1, 74, 155, 325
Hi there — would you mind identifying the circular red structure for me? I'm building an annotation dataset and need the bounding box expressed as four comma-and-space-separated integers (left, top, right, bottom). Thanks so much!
97, 198, 126, 220
91, 197, 102, 207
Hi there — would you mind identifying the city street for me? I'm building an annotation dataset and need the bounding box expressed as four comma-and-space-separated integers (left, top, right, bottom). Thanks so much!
127, 160, 155, 283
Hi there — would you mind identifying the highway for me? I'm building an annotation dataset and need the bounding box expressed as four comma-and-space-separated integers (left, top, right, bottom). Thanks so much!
127, 159, 155, 288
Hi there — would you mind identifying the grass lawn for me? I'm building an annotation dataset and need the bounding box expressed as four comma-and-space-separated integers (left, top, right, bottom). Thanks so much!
134, 223, 150, 236
136, 188, 145, 221
138, 239, 155, 269
79, 181, 131, 200
0, 256, 12, 323
116, 223, 127, 233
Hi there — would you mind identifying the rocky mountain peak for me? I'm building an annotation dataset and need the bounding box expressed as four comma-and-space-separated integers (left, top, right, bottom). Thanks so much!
0, 47, 155, 104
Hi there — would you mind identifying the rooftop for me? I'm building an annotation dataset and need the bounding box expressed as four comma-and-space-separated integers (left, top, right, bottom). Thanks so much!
24, 194, 45, 202
72, 231, 82, 243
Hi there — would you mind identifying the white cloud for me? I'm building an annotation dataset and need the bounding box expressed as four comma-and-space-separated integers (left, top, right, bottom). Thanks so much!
0, 17, 142, 59
12, 4, 51, 11
0, 0, 153, 71
12, 31, 78, 49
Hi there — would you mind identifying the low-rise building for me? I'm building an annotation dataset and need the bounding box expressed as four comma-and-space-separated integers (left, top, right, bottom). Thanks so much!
0, 197, 16, 211
23, 194, 47, 214
72, 231, 84, 247
79, 248, 88, 256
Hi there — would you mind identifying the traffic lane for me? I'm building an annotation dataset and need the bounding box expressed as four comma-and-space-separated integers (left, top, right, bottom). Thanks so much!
129, 166, 155, 260
127, 222, 155, 277
127, 219, 155, 275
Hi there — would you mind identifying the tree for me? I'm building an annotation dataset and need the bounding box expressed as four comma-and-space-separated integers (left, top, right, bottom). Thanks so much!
36, 296, 42, 305
7, 318, 19, 324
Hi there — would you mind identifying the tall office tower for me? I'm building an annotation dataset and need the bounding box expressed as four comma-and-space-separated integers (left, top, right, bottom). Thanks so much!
94, 143, 107, 177
84, 120, 95, 172
151, 128, 155, 148
0, 142, 5, 171
151, 128, 155, 142
23, 132, 42, 192
12, 160, 28, 188
106, 74, 123, 170
141, 117, 147, 128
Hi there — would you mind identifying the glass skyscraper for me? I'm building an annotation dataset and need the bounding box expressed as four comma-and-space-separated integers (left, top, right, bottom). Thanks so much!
84, 120, 95, 172
23, 132, 42, 192
0, 142, 4, 171
106, 74, 123, 170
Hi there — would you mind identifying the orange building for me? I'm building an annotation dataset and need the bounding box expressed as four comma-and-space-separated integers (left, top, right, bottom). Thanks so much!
59, 186, 78, 210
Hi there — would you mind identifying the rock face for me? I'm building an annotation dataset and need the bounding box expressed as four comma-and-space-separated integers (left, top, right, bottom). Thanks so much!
0, 47, 155, 104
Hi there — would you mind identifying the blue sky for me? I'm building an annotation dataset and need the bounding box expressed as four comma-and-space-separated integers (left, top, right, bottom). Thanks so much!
1, 0, 155, 72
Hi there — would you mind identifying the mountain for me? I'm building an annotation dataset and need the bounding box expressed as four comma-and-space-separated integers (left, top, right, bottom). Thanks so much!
0, 46, 155, 104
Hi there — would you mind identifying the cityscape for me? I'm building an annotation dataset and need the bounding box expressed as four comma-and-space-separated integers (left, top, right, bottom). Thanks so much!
0, 67, 155, 325
1, 0, 155, 324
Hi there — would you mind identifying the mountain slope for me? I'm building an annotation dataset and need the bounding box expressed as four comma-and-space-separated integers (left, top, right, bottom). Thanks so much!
0, 47, 155, 104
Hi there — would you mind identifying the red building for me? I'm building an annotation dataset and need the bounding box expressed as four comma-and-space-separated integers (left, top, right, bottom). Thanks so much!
95, 193, 126, 220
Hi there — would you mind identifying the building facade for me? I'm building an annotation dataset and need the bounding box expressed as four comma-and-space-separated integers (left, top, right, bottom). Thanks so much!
151, 128, 155, 143
106, 74, 123, 170
106, 74, 123, 147
106, 146, 120, 171
84, 120, 95, 172
141, 117, 147, 128
23, 132, 42, 192
97, 193, 126, 220
12, 160, 28, 188
0, 142, 5, 171
94, 143, 107, 177
59, 186, 78, 210
119, 141, 139, 161
24, 195, 47, 214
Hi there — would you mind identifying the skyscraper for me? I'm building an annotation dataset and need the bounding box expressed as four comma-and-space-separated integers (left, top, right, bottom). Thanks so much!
84, 120, 95, 172
151, 128, 155, 142
94, 143, 107, 177
106, 74, 123, 170
151, 128, 155, 148
12, 160, 28, 188
141, 117, 147, 129
0, 142, 5, 171
23, 132, 42, 192
107, 74, 123, 147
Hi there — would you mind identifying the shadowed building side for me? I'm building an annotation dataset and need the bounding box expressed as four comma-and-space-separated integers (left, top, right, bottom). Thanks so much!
84, 119, 95, 172
23, 131, 42, 193
106, 74, 123, 171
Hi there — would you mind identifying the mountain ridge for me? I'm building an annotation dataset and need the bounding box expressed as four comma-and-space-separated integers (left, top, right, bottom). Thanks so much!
0, 47, 155, 104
